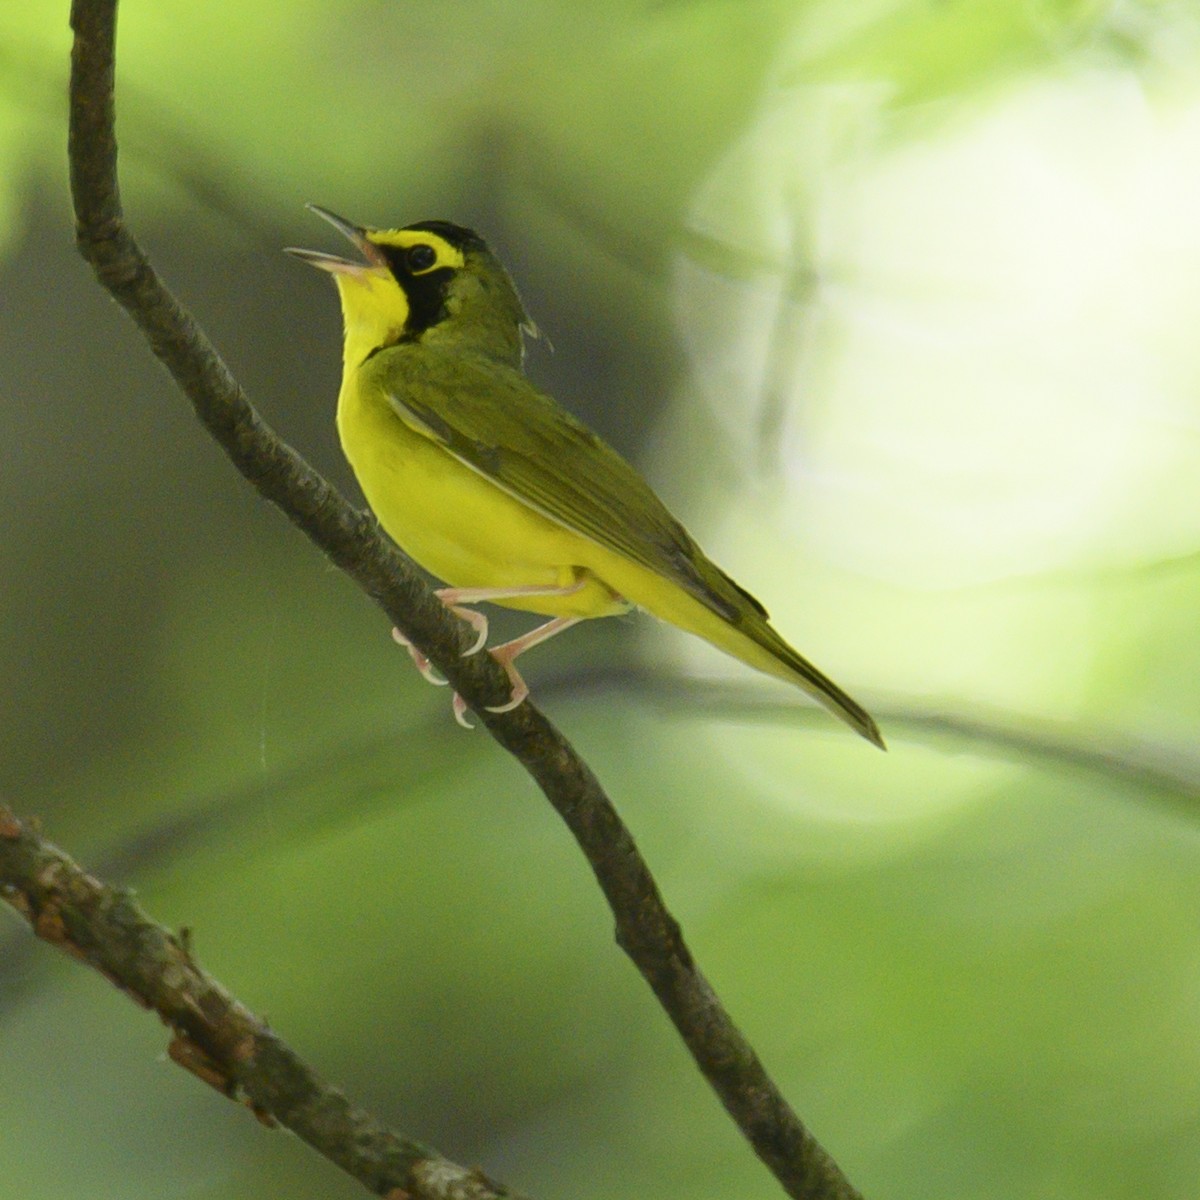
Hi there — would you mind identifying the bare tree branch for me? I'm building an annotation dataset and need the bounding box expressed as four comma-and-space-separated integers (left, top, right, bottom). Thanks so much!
0, 804, 526, 1200
59, 1, 866, 1197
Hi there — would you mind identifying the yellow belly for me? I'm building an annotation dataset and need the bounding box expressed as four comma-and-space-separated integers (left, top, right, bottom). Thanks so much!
337, 380, 631, 619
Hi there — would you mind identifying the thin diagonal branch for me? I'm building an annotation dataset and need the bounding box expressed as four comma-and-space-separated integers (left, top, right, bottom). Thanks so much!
0, 805, 524, 1200
63, 2, 865, 1198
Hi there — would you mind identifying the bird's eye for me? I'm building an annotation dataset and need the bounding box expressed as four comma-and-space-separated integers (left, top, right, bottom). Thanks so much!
406, 244, 437, 273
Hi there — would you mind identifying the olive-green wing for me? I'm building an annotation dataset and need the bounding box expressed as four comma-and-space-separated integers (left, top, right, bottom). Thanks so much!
366, 345, 766, 624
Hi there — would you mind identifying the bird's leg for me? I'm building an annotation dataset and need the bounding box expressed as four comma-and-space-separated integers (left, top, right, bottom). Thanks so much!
392, 579, 587, 727
391, 598, 488, 673
452, 616, 582, 726
431, 581, 584, 657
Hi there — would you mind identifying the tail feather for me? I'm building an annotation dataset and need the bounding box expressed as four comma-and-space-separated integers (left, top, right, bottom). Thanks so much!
689, 559, 885, 749
640, 579, 885, 748
578, 541, 885, 748
747, 620, 885, 749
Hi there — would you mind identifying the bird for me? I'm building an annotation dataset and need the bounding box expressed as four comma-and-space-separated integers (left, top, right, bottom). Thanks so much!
286, 206, 883, 748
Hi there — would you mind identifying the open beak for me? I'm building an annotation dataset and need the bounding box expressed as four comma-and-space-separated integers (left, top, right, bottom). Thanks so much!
284, 204, 387, 275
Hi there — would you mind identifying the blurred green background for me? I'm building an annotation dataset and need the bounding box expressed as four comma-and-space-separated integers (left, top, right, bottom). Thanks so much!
3, 1, 1200, 1197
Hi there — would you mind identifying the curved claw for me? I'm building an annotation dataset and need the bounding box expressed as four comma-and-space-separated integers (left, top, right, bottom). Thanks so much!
391, 627, 449, 686
452, 692, 475, 729
444, 604, 489, 656
484, 673, 528, 714
450, 656, 529, 725
420, 662, 449, 686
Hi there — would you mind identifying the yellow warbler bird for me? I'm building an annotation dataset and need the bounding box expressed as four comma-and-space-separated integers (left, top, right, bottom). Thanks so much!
287, 206, 883, 748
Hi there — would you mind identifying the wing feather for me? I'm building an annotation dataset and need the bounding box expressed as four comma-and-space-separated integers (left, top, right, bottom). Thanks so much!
365, 345, 767, 624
